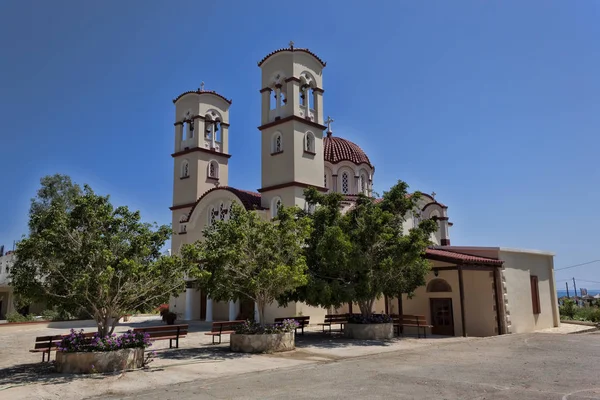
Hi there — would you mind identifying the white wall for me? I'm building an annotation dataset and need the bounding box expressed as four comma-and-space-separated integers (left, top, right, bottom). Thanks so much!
500, 249, 559, 333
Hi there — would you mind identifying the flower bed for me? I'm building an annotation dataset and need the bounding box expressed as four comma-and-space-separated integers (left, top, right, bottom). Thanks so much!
230, 319, 298, 353
345, 314, 394, 340
55, 329, 151, 373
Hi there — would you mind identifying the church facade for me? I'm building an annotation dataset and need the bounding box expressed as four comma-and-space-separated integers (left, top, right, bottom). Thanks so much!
168, 44, 559, 337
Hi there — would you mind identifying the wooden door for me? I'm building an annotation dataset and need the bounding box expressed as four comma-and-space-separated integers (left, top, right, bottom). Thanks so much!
430, 298, 454, 336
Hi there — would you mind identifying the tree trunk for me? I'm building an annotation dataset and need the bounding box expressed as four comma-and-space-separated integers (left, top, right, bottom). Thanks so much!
257, 300, 266, 327
358, 299, 375, 318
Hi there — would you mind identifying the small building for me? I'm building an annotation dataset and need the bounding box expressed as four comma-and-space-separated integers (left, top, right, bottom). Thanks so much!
167, 44, 559, 336
0, 250, 17, 319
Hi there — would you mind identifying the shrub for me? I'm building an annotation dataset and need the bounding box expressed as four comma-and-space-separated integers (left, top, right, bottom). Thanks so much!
234, 319, 299, 335
559, 299, 577, 319
6, 312, 36, 323
58, 329, 152, 352
41, 308, 60, 321
347, 313, 393, 324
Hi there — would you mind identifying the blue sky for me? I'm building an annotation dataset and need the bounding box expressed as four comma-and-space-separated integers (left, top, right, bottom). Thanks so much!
0, 1, 598, 288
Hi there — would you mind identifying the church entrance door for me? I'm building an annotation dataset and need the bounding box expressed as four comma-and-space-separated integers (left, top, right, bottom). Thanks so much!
430, 298, 454, 336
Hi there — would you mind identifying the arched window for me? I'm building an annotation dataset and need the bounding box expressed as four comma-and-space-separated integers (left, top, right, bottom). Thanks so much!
272, 132, 282, 153
341, 172, 349, 194
271, 197, 282, 218
208, 206, 218, 226
305, 132, 315, 153
360, 173, 368, 195
179, 215, 187, 233
427, 278, 452, 293
219, 202, 226, 221
181, 160, 190, 178
413, 211, 421, 228
208, 161, 219, 179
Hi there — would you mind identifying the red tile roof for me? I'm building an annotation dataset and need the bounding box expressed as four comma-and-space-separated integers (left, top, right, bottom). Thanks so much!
185, 186, 264, 222
258, 47, 326, 67
172, 89, 232, 104
425, 248, 504, 266
324, 135, 372, 167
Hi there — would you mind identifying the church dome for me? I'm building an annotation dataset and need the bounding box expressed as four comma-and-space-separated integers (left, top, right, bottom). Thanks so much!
323, 134, 372, 167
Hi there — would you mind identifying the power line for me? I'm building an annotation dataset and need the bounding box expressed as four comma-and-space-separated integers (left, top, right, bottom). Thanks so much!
556, 278, 600, 284
555, 259, 600, 271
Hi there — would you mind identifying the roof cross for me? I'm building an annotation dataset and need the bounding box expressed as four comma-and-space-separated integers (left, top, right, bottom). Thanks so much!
289, 40, 294, 49
431, 191, 437, 198
200, 81, 205, 91
325, 116, 334, 134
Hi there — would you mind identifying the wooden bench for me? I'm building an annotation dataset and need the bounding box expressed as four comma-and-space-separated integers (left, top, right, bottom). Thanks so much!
204, 320, 245, 344
30, 332, 96, 362
274, 316, 310, 336
317, 314, 348, 333
133, 324, 188, 349
392, 314, 433, 338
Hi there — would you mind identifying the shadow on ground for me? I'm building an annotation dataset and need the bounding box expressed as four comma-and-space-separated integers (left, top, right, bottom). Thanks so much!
0, 362, 103, 387
294, 331, 449, 349
295, 333, 397, 349
153, 345, 250, 362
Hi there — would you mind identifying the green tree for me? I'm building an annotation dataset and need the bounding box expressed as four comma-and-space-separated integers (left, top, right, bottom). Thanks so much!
292, 181, 437, 317
181, 203, 312, 325
10, 176, 188, 337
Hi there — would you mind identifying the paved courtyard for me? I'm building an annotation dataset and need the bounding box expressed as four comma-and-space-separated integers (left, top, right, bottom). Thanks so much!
0, 316, 597, 399
107, 331, 600, 400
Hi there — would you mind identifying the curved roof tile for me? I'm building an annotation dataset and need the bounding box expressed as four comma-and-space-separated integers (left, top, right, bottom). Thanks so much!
324, 135, 372, 167
185, 186, 264, 222
258, 47, 326, 67
173, 90, 232, 105
426, 248, 504, 266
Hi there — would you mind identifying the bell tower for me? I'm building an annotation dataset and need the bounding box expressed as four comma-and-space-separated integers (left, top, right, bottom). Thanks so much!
257, 42, 327, 213
170, 84, 232, 238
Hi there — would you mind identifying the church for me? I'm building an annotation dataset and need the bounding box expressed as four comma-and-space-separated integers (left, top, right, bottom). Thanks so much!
168, 43, 560, 337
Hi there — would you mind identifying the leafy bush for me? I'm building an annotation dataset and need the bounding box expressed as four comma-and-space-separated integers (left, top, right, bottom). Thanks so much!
58, 329, 152, 352
574, 307, 600, 323
559, 299, 577, 319
234, 319, 299, 335
347, 313, 393, 324
41, 308, 60, 321
6, 312, 36, 323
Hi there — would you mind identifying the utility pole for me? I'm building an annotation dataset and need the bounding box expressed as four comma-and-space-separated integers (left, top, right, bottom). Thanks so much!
573, 277, 578, 304
566, 282, 570, 298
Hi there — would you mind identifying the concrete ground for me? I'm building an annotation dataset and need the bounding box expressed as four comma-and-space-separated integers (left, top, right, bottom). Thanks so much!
0, 317, 596, 399
105, 331, 600, 400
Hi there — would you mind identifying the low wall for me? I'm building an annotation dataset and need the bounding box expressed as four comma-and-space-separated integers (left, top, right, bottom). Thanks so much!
230, 332, 295, 353
344, 323, 394, 340
56, 348, 144, 374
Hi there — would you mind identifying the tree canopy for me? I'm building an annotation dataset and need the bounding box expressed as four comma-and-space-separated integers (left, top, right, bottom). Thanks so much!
11, 174, 188, 336
287, 180, 437, 317
181, 203, 312, 325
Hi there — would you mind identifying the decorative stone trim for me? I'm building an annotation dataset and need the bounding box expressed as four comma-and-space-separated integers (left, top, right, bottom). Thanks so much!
172, 147, 232, 159
271, 151, 284, 156
303, 150, 316, 156
180, 176, 190, 180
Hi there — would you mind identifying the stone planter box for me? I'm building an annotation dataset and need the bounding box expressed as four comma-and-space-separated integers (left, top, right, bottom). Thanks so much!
344, 322, 394, 340
56, 348, 144, 374
230, 332, 295, 353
